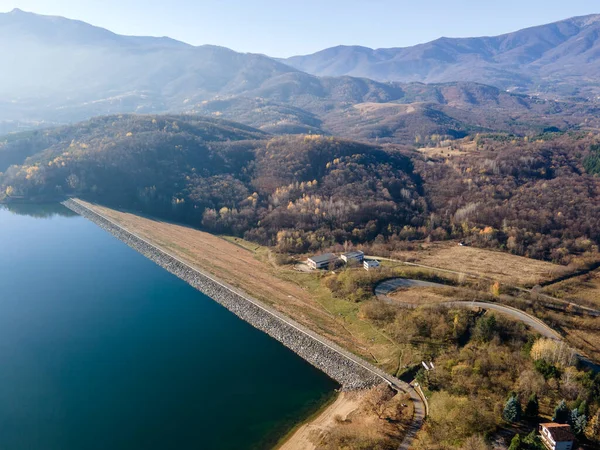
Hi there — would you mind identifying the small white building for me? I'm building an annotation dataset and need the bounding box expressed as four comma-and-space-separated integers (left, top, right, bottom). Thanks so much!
539, 423, 575, 450
341, 251, 364, 265
307, 253, 338, 270
364, 260, 380, 271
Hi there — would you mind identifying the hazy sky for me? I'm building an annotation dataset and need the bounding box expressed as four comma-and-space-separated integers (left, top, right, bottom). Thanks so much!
1, 0, 598, 56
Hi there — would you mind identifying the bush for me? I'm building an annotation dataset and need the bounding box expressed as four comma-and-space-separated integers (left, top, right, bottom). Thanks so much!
473, 314, 497, 343
534, 360, 561, 380
360, 301, 397, 325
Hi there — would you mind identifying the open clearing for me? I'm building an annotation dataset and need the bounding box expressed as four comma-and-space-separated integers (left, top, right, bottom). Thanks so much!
542, 268, 600, 309
388, 286, 458, 305
386, 241, 561, 286
416, 145, 471, 158
543, 310, 600, 363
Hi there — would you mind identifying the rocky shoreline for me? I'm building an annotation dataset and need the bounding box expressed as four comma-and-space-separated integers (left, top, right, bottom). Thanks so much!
62, 199, 385, 390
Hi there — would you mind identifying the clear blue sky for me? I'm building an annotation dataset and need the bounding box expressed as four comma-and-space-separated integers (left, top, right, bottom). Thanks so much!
1, 0, 598, 56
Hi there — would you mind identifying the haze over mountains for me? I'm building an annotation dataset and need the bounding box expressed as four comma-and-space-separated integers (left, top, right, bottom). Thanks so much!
1, 8, 599, 142
285, 14, 600, 97
0, 9, 297, 122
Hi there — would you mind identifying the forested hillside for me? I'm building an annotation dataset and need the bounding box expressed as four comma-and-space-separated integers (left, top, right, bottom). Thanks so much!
414, 133, 600, 264
0, 115, 424, 251
2, 115, 600, 265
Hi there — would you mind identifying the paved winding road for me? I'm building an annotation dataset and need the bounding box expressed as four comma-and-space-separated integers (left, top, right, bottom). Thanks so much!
376, 278, 600, 373
375, 278, 562, 340
368, 255, 600, 317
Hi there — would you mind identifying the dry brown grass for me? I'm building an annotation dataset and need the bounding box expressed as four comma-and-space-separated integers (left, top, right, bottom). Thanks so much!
388, 287, 454, 305
387, 241, 561, 286
352, 102, 415, 114
287, 385, 414, 450
416, 145, 471, 158
538, 310, 600, 363
542, 269, 600, 308
528, 302, 600, 363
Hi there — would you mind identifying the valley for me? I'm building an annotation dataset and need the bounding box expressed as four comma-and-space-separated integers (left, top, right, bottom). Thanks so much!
2, 5, 600, 449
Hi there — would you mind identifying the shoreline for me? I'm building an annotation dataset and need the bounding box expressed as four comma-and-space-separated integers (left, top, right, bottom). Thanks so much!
274, 389, 340, 450
277, 390, 370, 450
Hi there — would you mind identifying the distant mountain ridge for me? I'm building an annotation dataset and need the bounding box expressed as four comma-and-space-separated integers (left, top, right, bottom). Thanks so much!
283, 14, 600, 96
0, 8, 188, 47
0, 9, 598, 143
0, 8, 299, 123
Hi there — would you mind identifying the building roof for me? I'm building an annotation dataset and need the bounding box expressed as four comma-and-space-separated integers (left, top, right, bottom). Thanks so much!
342, 251, 364, 258
541, 423, 575, 442
308, 253, 337, 264
365, 260, 380, 265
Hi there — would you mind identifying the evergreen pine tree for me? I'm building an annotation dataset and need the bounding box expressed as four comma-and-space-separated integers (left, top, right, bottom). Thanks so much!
508, 433, 522, 450
568, 409, 588, 437
522, 430, 542, 448
573, 413, 588, 437
503, 396, 522, 423
553, 400, 569, 423
524, 393, 539, 418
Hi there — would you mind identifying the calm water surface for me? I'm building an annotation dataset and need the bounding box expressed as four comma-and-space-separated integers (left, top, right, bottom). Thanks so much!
0, 204, 337, 450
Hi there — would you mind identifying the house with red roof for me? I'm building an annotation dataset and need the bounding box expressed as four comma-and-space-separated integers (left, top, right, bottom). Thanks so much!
539, 423, 575, 450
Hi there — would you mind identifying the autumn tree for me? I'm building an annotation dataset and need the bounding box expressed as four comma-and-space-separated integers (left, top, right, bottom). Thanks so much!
530, 338, 576, 368
363, 384, 396, 420
585, 408, 600, 443
462, 435, 491, 450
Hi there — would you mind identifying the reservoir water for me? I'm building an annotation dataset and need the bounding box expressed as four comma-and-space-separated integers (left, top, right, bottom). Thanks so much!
0, 204, 337, 449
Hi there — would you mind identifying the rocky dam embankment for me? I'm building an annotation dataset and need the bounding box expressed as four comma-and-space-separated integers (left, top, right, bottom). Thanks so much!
62, 199, 389, 390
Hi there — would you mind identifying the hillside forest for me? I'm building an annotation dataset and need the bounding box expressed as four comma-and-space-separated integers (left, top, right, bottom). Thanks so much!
1, 115, 600, 268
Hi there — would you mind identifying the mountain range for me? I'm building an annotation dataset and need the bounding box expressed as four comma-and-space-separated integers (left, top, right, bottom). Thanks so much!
284, 14, 600, 97
0, 9, 297, 122
1, 8, 599, 142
